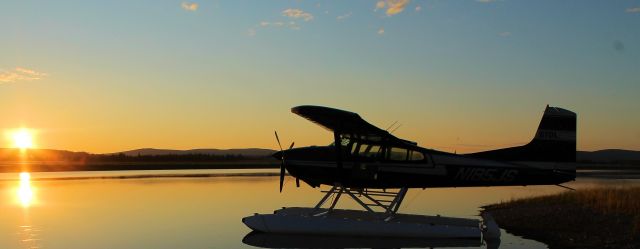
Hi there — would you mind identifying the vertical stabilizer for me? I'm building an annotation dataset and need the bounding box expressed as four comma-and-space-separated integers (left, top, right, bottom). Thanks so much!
467, 106, 576, 162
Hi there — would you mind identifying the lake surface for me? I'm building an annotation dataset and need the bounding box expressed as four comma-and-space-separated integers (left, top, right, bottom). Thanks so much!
1, 170, 638, 249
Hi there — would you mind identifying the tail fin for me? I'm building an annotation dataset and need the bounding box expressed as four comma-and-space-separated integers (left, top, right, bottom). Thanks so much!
467, 105, 576, 162
527, 105, 576, 162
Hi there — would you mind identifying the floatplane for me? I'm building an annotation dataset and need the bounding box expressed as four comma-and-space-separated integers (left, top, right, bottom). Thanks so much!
243, 105, 576, 245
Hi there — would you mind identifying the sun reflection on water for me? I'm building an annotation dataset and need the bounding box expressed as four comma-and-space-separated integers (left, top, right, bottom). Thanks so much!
17, 172, 35, 207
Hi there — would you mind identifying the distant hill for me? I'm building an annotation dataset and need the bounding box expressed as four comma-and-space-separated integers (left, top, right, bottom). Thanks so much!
0, 147, 279, 173
0, 148, 88, 161
577, 149, 640, 164
114, 148, 276, 157
0, 148, 279, 173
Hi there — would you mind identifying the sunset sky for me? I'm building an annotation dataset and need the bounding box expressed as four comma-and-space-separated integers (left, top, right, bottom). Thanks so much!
1, 0, 639, 153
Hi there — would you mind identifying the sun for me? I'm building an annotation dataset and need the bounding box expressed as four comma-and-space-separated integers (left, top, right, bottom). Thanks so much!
11, 129, 34, 149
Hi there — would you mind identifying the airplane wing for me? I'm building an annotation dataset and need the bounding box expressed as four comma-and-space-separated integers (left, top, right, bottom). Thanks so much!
291, 105, 416, 145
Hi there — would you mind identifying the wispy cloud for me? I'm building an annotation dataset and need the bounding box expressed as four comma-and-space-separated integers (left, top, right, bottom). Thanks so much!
259, 21, 299, 29
248, 21, 300, 36
289, 22, 301, 30
476, 0, 497, 3
626, 7, 640, 13
282, 8, 314, 21
387, 0, 410, 16
248, 8, 312, 36
181, 2, 199, 11
0, 67, 47, 83
337, 12, 352, 20
375, 0, 411, 16
378, 27, 385, 35
415, 5, 422, 12
498, 31, 511, 37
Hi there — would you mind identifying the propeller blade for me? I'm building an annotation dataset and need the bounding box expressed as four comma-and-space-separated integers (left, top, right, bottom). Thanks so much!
274, 131, 291, 193
275, 130, 285, 192
279, 162, 285, 192
274, 131, 283, 151
296, 178, 300, 188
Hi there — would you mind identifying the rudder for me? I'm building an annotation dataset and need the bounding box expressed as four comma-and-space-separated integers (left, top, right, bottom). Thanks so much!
525, 105, 576, 162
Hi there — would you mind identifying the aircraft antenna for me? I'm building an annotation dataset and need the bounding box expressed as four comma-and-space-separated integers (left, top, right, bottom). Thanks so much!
385, 121, 398, 131
390, 124, 402, 134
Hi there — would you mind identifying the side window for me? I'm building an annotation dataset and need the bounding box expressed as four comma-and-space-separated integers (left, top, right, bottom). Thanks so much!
358, 144, 382, 158
357, 144, 369, 155
409, 150, 425, 161
369, 145, 381, 158
388, 147, 408, 161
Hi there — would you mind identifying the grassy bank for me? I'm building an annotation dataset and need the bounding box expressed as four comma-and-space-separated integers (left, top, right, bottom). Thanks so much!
484, 187, 640, 249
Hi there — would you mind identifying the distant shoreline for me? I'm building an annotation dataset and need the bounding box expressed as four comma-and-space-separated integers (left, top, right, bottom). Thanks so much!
0, 160, 279, 173
0, 171, 281, 181
2, 161, 640, 175
576, 162, 640, 170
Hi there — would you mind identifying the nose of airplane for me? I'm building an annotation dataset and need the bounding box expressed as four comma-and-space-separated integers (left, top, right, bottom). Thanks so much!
272, 151, 283, 160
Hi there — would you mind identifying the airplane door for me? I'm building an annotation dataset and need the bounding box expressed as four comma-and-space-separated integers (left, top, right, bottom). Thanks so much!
352, 143, 381, 180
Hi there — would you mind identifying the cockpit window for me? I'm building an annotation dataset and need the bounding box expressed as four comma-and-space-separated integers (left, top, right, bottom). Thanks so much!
350, 141, 359, 154
386, 147, 426, 162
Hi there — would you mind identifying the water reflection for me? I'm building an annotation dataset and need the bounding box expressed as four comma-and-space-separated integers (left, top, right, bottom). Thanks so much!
243, 232, 501, 249
0, 171, 637, 249
18, 225, 41, 249
17, 172, 35, 207
12, 173, 43, 248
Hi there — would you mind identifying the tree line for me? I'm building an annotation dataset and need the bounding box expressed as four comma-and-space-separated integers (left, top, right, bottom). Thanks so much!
0, 148, 272, 162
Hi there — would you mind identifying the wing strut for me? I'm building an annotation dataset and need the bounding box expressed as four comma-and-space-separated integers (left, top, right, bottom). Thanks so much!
333, 129, 344, 184
312, 186, 409, 220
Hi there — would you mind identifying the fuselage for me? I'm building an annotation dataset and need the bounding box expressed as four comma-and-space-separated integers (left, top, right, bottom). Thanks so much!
275, 143, 576, 189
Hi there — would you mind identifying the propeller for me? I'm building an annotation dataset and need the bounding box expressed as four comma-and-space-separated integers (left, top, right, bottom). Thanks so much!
274, 131, 295, 192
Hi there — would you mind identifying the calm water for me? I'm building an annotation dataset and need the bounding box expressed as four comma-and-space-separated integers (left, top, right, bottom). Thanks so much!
0, 170, 638, 249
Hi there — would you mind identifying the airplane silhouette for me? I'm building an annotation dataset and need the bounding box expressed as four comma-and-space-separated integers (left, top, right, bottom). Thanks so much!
244, 105, 575, 240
